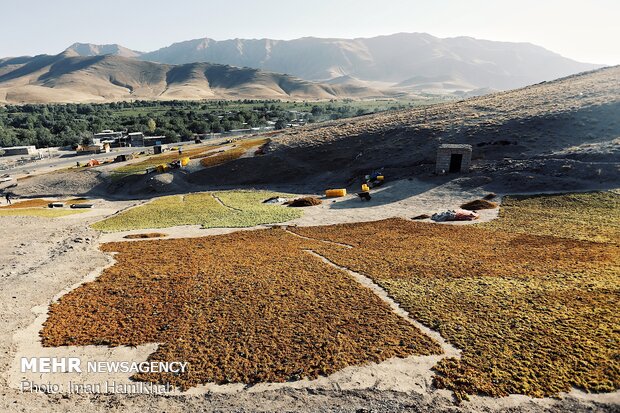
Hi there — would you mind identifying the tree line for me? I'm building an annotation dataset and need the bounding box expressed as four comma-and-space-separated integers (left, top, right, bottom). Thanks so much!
0, 99, 394, 149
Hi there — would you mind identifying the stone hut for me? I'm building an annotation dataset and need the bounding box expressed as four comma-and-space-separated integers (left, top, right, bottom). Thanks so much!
435, 144, 472, 174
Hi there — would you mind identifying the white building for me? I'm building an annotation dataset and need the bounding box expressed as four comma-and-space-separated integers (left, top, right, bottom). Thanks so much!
1, 146, 38, 156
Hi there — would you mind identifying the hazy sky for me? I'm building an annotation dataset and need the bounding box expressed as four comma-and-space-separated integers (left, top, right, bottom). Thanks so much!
1, 0, 618, 64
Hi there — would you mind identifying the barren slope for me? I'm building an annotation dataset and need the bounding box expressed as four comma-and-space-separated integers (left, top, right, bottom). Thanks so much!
65, 42, 144, 58
189, 66, 620, 192
0, 54, 382, 103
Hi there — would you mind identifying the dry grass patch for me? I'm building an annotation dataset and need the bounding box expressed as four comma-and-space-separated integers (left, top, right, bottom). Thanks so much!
91, 190, 302, 232
41, 229, 441, 389
291, 216, 619, 399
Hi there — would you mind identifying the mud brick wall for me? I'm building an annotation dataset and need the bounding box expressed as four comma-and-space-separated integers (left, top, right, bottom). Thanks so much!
435, 144, 472, 174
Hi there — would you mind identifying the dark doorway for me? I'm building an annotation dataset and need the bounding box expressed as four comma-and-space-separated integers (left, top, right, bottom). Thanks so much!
449, 153, 463, 173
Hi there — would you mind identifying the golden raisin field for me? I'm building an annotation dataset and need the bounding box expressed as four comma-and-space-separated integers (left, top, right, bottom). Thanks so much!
292, 191, 620, 400
200, 138, 269, 168
0, 198, 51, 209
41, 191, 619, 398
41, 229, 441, 390
111, 142, 228, 176
481, 191, 620, 243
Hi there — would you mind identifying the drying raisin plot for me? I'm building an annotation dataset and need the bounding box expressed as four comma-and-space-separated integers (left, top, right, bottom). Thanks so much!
42, 228, 441, 390
292, 212, 619, 400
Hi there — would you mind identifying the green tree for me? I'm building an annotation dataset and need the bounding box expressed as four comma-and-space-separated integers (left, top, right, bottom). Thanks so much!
81, 135, 93, 145
275, 119, 287, 130
147, 118, 157, 133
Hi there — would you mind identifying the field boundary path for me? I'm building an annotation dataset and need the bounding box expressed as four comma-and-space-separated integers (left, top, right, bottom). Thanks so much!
303, 248, 460, 359
211, 193, 243, 212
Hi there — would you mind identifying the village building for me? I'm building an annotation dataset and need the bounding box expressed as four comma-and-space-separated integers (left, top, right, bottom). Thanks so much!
143, 136, 169, 146
0, 145, 38, 156
128, 132, 145, 147
76, 142, 110, 154
94, 130, 130, 147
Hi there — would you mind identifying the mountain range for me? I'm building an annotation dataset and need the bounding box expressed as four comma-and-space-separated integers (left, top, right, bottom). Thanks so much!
0, 33, 604, 103
0, 50, 385, 104
133, 33, 601, 91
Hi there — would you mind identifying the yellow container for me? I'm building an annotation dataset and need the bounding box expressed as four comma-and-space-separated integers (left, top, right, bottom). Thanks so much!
181, 157, 190, 166
156, 164, 169, 173
377, 175, 384, 181
325, 188, 347, 197
361, 184, 370, 192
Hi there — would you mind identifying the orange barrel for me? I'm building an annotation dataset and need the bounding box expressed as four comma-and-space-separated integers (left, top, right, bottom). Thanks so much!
325, 189, 347, 197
